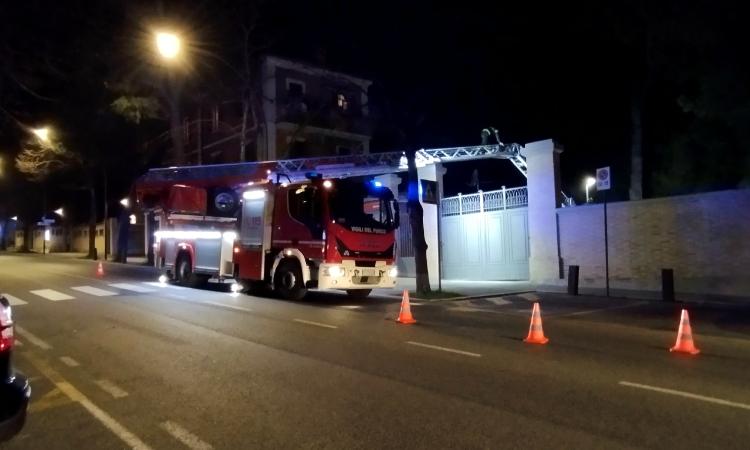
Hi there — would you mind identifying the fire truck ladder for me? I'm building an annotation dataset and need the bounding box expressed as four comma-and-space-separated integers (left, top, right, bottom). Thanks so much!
138, 143, 526, 186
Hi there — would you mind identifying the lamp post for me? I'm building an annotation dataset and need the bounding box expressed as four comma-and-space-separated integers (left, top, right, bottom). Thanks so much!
31, 127, 51, 143
153, 30, 188, 166
155, 32, 181, 60
42, 208, 64, 255
585, 176, 596, 203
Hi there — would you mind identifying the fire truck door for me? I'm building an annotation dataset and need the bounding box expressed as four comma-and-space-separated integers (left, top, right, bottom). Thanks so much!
236, 191, 266, 280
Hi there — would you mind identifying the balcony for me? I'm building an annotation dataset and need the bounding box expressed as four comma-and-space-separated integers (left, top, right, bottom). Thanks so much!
276, 98, 373, 137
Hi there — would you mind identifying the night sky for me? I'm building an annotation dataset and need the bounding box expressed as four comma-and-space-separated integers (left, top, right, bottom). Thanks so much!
2, 0, 748, 222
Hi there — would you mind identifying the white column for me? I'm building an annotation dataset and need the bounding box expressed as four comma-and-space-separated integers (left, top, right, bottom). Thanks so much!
417, 163, 445, 289
524, 139, 563, 287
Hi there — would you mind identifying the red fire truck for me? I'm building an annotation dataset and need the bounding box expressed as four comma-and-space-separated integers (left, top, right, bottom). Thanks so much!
135, 157, 402, 300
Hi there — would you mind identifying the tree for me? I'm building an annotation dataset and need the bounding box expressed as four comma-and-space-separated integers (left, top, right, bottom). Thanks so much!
15, 140, 79, 181
405, 148, 431, 294
15, 137, 89, 254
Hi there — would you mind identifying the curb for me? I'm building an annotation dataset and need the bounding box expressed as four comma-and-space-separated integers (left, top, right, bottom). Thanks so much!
376, 290, 537, 303
536, 290, 750, 309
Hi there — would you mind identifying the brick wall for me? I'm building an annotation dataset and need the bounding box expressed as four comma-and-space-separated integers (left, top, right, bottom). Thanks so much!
557, 189, 750, 298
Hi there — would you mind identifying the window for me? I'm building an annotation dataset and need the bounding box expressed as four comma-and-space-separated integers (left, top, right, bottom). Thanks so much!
336, 93, 348, 111
211, 105, 219, 132
286, 79, 305, 97
287, 185, 323, 238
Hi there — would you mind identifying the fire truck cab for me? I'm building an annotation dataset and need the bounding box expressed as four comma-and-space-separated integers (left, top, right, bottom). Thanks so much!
236, 176, 399, 300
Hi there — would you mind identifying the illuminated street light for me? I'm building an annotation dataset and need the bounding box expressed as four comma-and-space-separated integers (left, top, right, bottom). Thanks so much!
53, 207, 64, 217
155, 32, 181, 60
120, 197, 130, 207
11, 216, 17, 221
585, 176, 596, 203
31, 127, 51, 143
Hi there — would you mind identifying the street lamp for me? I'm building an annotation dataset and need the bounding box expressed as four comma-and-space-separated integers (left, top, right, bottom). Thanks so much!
120, 197, 130, 207
585, 176, 596, 203
31, 127, 51, 143
155, 31, 181, 60
53, 208, 64, 217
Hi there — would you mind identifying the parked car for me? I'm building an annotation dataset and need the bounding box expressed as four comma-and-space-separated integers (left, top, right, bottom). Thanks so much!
0, 296, 30, 442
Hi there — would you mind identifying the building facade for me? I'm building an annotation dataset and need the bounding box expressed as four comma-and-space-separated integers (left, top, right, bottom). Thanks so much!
178, 55, 373, 165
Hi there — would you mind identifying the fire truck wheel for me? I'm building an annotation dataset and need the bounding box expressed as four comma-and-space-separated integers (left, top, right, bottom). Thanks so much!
175, 255, 193, 286
346, 289, 372, 300
274, 260, 307, 301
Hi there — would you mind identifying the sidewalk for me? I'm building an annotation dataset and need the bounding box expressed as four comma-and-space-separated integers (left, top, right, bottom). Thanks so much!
5, 251, 150, 266
381, 278, 534, 301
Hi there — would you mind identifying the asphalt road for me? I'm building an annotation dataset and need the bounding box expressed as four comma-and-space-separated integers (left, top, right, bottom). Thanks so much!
2, 253, 749, 449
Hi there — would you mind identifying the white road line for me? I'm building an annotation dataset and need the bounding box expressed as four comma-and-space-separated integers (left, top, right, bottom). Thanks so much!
561, 301, 647, 317
108, 283, 155, 293
201, 301, 252, 313
23, 353, 153, 450
95, 379, 129, 399
15, 326, 52, 350
144, 282, 188, 290
293, 318, 338, 329
160, 421, 214, 450
71, 286, 118, 297
619, 381, 750, 411
339, 305, 362, 310
30, 289, 74, 301
59, 356, 80, 367
2, 293, 28, 306
165, 293, 188, 300
406, 341, 482, 358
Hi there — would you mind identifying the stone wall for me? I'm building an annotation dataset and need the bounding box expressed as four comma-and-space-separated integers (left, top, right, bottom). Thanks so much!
556, 189, 750, 298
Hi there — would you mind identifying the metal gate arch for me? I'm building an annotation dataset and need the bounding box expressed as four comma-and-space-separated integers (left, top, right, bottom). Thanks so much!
441, 187, 529, 281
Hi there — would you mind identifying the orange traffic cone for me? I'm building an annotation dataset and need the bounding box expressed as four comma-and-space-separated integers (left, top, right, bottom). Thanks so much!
523, 302, 549, 344
670, 309, 700, 355
396, 289, 417, 324
96, 261, 104, 277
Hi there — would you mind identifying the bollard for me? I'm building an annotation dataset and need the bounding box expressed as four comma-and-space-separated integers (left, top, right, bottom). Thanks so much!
567, 265, 580, 296
662, 269, 675, 302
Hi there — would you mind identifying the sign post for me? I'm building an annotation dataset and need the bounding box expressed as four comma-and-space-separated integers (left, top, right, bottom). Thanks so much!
596, 167, 611, 297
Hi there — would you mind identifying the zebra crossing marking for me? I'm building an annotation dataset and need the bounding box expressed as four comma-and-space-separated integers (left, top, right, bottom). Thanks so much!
71, 286, 118, 297
2, 293, 28, 306
108, 283, 155, 293
29, 289, 74, 301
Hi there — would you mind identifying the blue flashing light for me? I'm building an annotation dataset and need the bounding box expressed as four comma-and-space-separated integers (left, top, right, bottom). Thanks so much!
373, 180, 383, 188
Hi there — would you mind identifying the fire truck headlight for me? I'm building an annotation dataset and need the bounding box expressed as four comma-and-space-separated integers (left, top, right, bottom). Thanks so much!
388, 267, 398, 278
327, 265, 344, 278
158, 274, 168, 284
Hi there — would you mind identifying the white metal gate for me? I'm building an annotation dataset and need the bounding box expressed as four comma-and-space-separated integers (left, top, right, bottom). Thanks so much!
440, 187, 529, 281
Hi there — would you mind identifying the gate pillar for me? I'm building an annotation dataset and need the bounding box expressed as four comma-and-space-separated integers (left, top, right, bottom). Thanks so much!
417, 163, 445, 289
524, 139, 563, 287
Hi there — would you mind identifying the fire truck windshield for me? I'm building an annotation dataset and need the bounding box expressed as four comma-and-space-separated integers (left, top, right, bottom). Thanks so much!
328, 180, 399, 231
